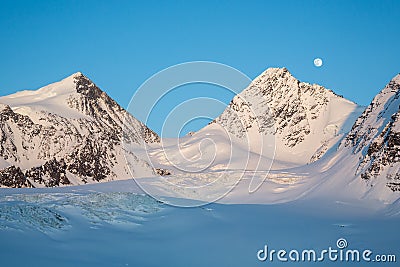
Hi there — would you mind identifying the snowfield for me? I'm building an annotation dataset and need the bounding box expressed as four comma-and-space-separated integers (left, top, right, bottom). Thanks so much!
0, 179, 399, 267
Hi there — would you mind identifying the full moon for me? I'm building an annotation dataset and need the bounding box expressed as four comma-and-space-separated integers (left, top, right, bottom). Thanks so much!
314, 58, 323, 67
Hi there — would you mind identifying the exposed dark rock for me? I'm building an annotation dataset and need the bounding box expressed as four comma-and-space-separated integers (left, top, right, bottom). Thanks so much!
67, 139, 111, 182
344, 74, 400, 192
156, 168, 172, 176
25, 158, 70, 187
0, 166, 33, 188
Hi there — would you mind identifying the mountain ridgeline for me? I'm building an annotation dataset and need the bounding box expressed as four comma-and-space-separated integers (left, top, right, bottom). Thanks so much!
343, 74, 400, 192
0, 69, 399, 196
0, 73, 159, 187
212, 68, 364, 165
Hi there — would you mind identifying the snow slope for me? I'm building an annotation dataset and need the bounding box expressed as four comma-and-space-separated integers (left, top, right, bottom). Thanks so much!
0, 182, 398, 267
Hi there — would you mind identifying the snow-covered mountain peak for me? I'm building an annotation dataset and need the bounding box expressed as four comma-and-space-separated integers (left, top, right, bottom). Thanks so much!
254, 67, 345, 98
0, 72, 118, 121
37, 71, 100, 100
0, 72, 159, 188
341, 74, 400, 193
262, 67, 290, 76
254, 67, 298, 91
370, 73, 400, 106
344, 74, 400, 150
71, 71, 83, 77
212, 67, 363, 165
57, 71, 85, 84
261, 67, 298, 80
0, 71, 96, 100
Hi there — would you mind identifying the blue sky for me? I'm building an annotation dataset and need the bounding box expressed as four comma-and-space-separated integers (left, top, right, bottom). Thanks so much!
1, 0, 399, 136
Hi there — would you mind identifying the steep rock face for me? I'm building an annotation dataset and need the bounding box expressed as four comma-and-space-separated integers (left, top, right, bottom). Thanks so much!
344, 74, 400, 191
0, 73, 159, 187
213, 68, 362, 164
25, 158, 69, 187
0, 166, 33, 188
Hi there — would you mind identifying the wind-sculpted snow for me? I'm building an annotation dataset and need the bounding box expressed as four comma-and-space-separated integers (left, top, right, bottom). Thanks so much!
0, 195, 69, 232
64, 192, 163, 225
0, 192, 163, 232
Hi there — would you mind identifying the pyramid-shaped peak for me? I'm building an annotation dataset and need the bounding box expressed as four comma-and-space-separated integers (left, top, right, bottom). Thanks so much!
64, 71, 83, 78
72, 71, 83, 77
62, 71, 89, 83
72, 72, 106, 99
371, 73, 400, 104
263, 67, 292, 76
253, 67, 344, 97
45, 71, 104, 100
254, 67, 299, 86
0, 71, 104, 115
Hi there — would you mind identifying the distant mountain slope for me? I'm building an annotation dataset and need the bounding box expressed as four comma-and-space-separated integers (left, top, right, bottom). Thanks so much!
212, 67, 363, 165
0, 72, 159, 188
343, 73, 400, 192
